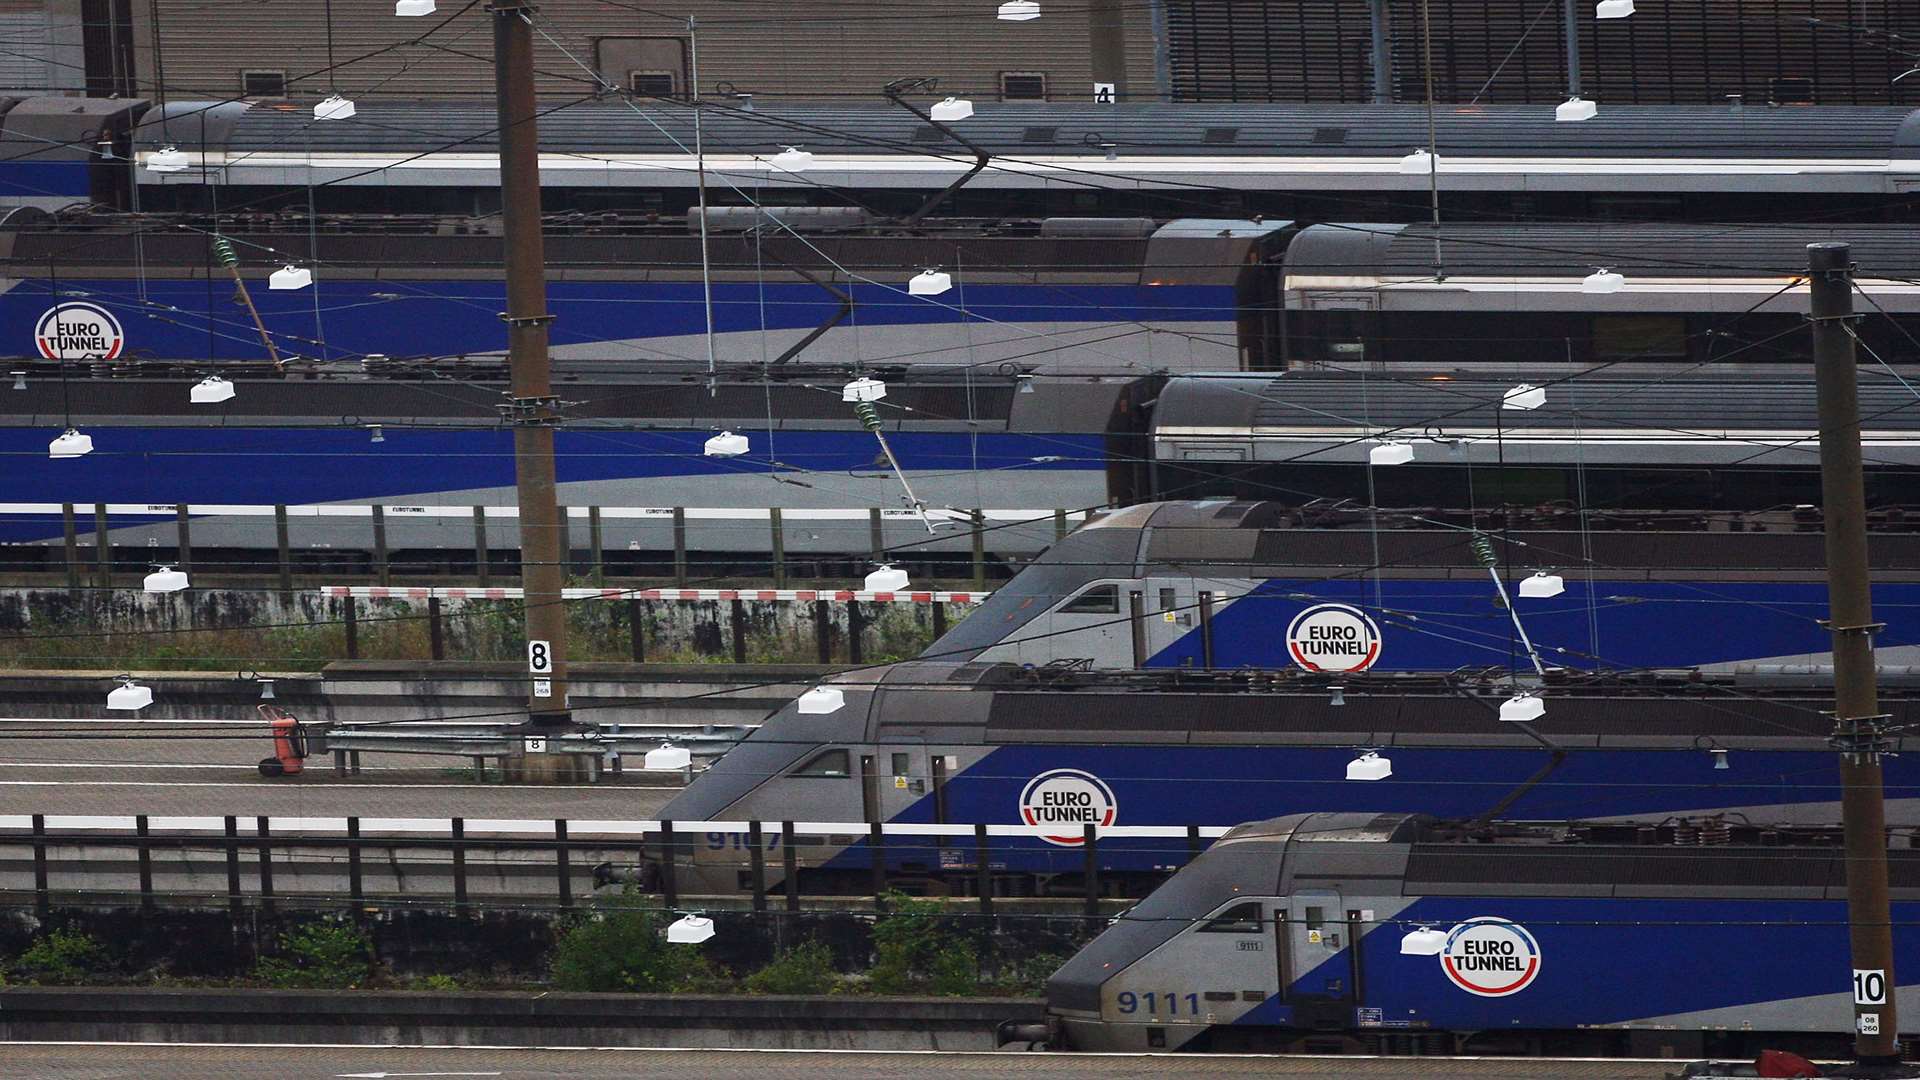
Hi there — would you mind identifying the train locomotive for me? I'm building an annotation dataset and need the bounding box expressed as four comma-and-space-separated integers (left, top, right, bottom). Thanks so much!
646, 660, 1920, 898
1023, 811, 1920, 1059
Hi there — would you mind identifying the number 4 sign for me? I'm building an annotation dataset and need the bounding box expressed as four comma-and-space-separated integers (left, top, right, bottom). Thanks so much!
528, 639, 553, 674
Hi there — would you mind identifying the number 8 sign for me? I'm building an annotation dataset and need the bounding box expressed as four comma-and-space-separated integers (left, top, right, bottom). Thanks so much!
528, 639, 553, 674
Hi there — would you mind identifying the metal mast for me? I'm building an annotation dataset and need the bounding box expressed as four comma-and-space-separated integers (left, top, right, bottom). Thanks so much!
492, 0, 570, 736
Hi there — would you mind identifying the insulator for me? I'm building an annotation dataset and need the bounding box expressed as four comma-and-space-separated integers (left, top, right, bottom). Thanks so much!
212, 236, 238, 269
1469, 532, 1498, 568
1672, 820, 1701, 846
1699, 816, 1731, 846
854, 400, 881, 431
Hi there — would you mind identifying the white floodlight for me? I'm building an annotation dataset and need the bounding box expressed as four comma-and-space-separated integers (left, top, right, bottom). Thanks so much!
1346, 751, 1392, 781
1582, 267, 1626, 294
11, 371, 25, 391
270, 265, 314, 291
644, 743, 692, 771
49, 428, 93, 459
909, 269, 953, 296
1555, 96, 1597, 122
369, 425, 386, 444
665, 914, 715, 944
315, 94, 357, 121
864, 564, 910, 592
1517, 571, 1565, 599
929, 97, 974, 122
703, 430, 749, 457
997, 0, 1041, 20
1595, 0, 1634, 18
797, 686, 846, 715
1400, 926, 1447, 956
395, 0, 435, 14
143, 566, 190, 593
1369, 441, 1414, 466
190, 376, 236, 404
259, 679, 276, 701
769, 146, 813, 172
147, 145, 188, 173
107, 676, 153, 711
843, 376, 888, 403
1398, 148, 1437, 174
1502, 383, 1546, 411
1499, 692, 1546, 723
1712, 748, 1730, 770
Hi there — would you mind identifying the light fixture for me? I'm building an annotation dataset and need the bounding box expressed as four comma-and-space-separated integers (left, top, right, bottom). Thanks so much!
842, 376, 887, 403
797, 686, 845, 715
1517, 571, 1565, 599
1499, 692, 1546, 723
270, 265, 314, 291
143, 566, 189, 593
395, 0, 434, 14
190, 376, 236, 404
1582, 267, 1626, 294
1329, 685, 1346, 707
258, 678, 276, 702
864, 564, 910, 592
49, 428, 93, 459
703, 430, 749, 457
665, 914, 716, 944
997, 0, 1041, 19
1398, 148, 1437, 174
1502, 383, 1546, 411
644, 743, 692, 771
107, 676, 153, 712
147, 145, 188, 173
769, 146, 813, 172
315, 94, 357, 121
11, 370, 25, 391
1595, 0, 1633, 17
1400, 926, 1447, 956
909, 268, 953, 296
1346, 750, 1391, 781
1555, 96, 1597, 122
369, 425, 385, 444
1017, 374, 1036, 394
929, 96, 973, 122
1711, 748, 1730, 770
1369, 441, 1414, 466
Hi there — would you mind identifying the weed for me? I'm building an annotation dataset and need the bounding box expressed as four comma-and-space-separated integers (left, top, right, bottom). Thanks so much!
741, 941, 838, 995
13, 928, 108, 984
549, 907, 725, 993
252, 919, 374, 989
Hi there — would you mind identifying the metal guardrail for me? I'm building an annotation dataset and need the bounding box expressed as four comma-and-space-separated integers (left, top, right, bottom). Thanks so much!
309, 720, 751, 779
317, 585, 992, 602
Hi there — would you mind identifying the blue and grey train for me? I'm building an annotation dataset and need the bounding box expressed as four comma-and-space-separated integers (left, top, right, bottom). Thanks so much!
648, 659, 1920, 897
1018, 811, 1920, 1060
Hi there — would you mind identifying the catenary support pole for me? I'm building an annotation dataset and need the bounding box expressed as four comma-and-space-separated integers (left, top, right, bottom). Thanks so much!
1810, 241, 1901, 1065
1562, 0, 1581, 99
492, 0, 570, 738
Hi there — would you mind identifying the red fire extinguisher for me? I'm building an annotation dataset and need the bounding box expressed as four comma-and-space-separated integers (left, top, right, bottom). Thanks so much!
258, 704, 307, 778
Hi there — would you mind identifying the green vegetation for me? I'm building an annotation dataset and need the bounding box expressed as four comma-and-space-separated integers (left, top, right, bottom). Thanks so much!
548, 908, 725, 993
12, 928, 109, 984
868, 893, 978, 996
252, 920, 374, 989
740, 940, 839, 995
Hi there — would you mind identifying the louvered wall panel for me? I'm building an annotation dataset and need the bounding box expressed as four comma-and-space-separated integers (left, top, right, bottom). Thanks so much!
131, 0, 1161, 103
1167, 0, 1920, 104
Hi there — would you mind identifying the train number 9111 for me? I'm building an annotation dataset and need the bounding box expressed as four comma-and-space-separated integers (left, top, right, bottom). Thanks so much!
1115, 991, 1201, 1016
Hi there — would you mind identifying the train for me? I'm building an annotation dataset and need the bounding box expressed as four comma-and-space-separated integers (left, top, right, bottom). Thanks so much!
10, 96, 1920, 220
644, 659, 1920, 898
1017, 811, 1920, 1060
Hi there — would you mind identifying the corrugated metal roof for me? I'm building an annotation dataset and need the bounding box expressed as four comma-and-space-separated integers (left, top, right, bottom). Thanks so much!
140, 100, 1920, 160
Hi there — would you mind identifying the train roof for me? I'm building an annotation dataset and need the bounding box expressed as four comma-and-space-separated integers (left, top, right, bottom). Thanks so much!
843, 662, 1920, 752
1150, 372, 1920, 467
129, 99, 1920, 193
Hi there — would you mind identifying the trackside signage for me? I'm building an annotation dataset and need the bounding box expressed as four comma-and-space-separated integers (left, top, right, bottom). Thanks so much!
35, 303, 124, 360
1285, 603, 1382, 673
1440, 918, 1542, 997
1019, 768, 1117, 847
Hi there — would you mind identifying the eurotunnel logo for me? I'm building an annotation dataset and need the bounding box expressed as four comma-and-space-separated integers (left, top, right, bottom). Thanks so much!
35, 302, 124, 360
1285, 603, 1382, 673
1019, 768, 1117, 847
1440, 918, 1542, 997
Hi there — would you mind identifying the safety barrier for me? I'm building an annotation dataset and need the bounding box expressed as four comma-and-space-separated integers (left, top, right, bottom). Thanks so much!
317, 585, 991, 603
0, 814, 1233, 919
